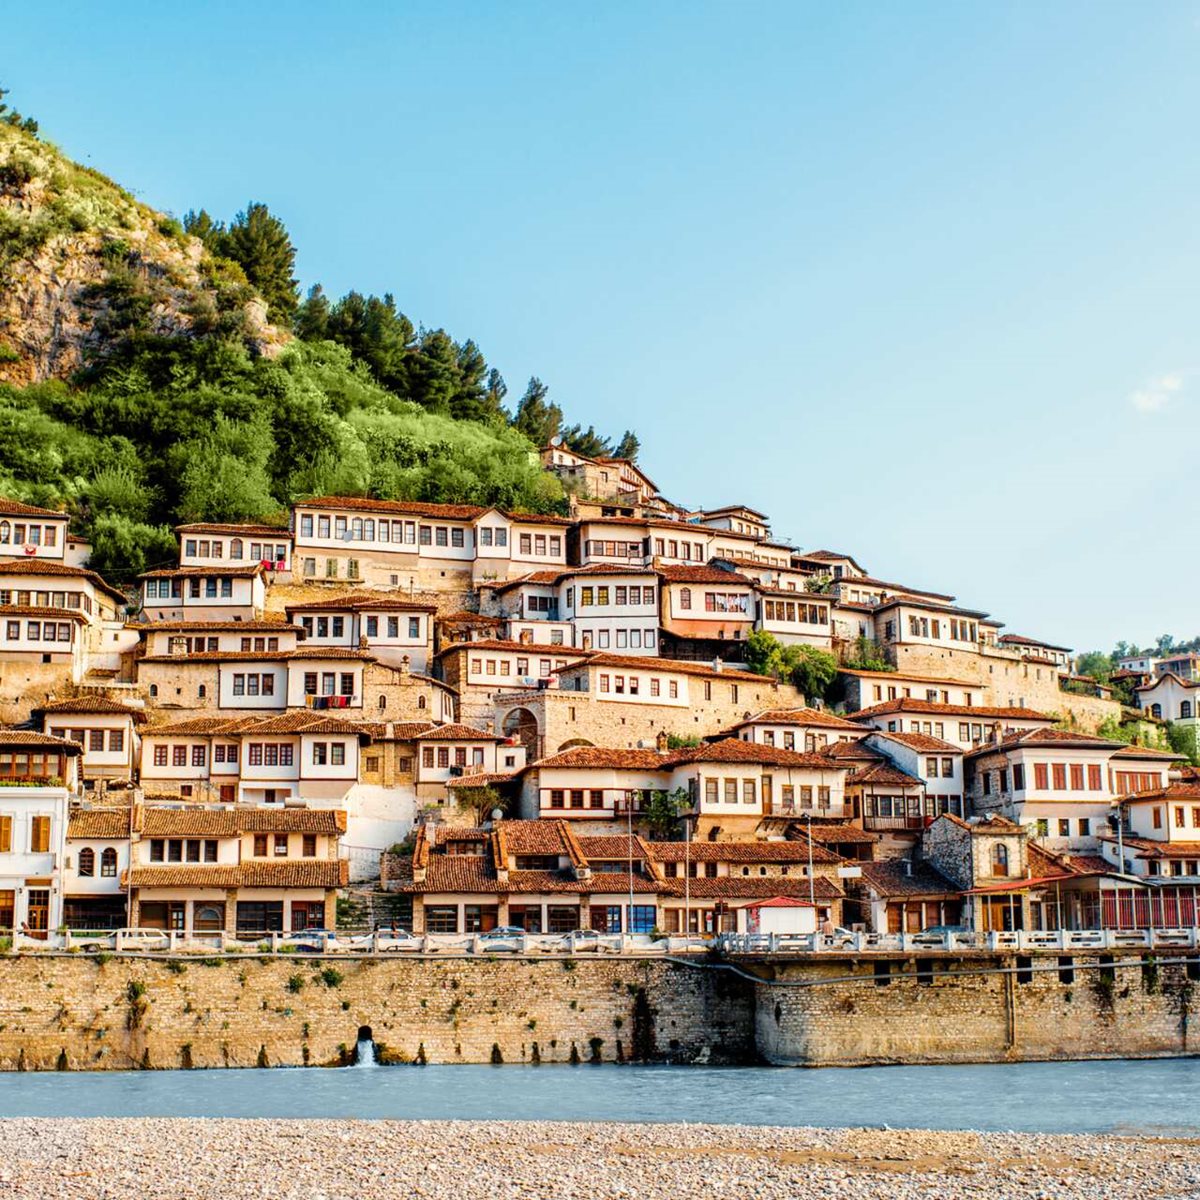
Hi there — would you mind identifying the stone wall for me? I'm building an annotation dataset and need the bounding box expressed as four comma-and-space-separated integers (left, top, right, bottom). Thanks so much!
3, 949, 1196, 1071
755, 952, 1199, 1066
0, 955, 753, 1071
0, 660, 77, 724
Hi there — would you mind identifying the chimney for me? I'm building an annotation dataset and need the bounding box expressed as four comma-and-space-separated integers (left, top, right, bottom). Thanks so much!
399, 655, 410, 678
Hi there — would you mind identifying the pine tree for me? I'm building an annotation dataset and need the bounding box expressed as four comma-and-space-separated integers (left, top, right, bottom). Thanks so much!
294, 284, 330, 341
512, 377, 562, 446
613, 430, 640, 461
219, 202, 299, 324
560, 424, 611, 458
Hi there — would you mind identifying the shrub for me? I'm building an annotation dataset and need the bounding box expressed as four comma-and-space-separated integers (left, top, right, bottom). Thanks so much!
287, 974, 305, 994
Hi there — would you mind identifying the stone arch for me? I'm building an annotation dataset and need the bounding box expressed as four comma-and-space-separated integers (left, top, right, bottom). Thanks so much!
556, 737, 594, 753
501, 706, 540, 756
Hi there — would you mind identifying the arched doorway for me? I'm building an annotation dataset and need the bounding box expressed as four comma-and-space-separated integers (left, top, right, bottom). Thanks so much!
501, 707, 540, 758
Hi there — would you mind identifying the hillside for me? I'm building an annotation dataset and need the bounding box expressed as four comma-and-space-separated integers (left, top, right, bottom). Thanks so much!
0, 107, 574, 586
0, 122, 286, 384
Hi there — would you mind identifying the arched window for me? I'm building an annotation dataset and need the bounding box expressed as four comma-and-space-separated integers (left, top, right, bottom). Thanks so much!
679, 587, 692, 610
1182, 701, 1193, 720
992, 844, 1009, 877
0, 521, 9, 544
149, 684, 158, 698
78, 847, 95, 877
198, 684, 207, 699
378, 695, 387, 711
194, 905, 223, 931
418, 695, 427, 710
100, 848, 117, 877
1151, 703, 1163, 720
229, 538, 243, 560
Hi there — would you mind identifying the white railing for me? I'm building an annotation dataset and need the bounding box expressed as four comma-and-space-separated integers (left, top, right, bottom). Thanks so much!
714, 927, 1200, 956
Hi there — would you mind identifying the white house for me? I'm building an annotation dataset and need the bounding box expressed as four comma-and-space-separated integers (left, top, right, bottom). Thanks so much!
139, 565, 268, 622
0, 499, 71, 564
285, 596, 436, 671
37, 696, 145, 785
176, 523, 293, 575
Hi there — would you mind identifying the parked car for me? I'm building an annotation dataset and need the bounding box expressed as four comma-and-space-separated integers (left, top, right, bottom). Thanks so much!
364, 929, 424, 953
476, 925, 527, 952
278, 928, 348, 953
817, 926, 859, 949
909, 925, 968, 946
73, 929, 171, 953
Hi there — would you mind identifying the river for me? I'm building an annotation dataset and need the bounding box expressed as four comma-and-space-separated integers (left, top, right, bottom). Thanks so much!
0, 1058, 1197, 1133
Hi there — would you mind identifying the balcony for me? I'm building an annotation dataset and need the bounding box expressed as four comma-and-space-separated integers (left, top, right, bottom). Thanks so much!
862, 814, 926, 832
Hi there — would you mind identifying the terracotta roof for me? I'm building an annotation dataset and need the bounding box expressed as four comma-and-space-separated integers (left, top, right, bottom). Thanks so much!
576, 835, 650, 861
646, 840, 841, 865
972, 728, 1125, 755
0, 559, 126, 603
567, 654, 772, 685
656, 564, 754, 586
438, 611, 504, 626
0, 605, 89, 622
837, 668, 979, 687
142, 716, 258, 737
131, 620, 299, 633
1111, 745, 1185, 761
295, 495, 486, 520
495, 820, 572, 856
436, 639, 589, 658
415, 723, 505, 742
235, 713, 370, 738
1121, 782, 1200, 804
447, 772, 519, 788
128, 860, 346, 889
0, 498, 69, 519
668, 738, 846, 769
1105, 836, 1200, 861
140, 808, 346, 836
797, 821, 879, 845
849, 699, 1055, 722
868, 730, 962, 754
832, 574, 955, 602
284, 596, 437, 613
140, 565, 265, 579
67, 809, 133, 839
671, 876, 844, 901
0, 729, 82, 754
848, 762, 922, 787
794, 549, 862, 566
530, 747, 669, 771
34, 697, 147, 720
140, 648, 376, 664
857, 860, 959, 898
175, 523, 291, 537
730, 707, 864, 732
998, 633, 1072, 652
819, 740, 885, 763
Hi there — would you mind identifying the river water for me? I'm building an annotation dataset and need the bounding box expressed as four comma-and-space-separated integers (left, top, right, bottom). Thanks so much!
0, 1058, 1197, 1133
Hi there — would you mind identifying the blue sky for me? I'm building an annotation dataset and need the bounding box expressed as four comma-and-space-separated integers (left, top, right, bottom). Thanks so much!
7, 2, 1198, 651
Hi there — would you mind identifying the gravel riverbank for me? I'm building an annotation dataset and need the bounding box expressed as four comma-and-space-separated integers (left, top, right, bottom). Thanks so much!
0, 1118, 1196, 1199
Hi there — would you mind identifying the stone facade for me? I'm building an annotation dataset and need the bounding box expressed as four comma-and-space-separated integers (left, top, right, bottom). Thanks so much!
0, 956, 752, 1070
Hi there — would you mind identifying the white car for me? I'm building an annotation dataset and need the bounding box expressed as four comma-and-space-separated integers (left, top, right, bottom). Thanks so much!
73, 929, 171, 953
363, 930, 425, 953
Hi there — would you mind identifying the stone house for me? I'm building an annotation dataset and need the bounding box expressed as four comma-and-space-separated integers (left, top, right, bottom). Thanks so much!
921, 813, 1031, 931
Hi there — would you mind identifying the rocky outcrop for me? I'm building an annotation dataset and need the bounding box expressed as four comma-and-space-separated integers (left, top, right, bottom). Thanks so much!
0, 125, 287, 385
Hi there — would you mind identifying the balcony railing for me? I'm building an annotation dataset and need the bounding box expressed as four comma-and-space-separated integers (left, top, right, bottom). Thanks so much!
862, 814, 925, 832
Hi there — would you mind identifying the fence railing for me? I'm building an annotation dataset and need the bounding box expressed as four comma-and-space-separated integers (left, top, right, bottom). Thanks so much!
715, 927, 1200, 956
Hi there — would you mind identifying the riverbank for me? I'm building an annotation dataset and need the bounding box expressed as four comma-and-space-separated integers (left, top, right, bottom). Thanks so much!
0, 1119, 1196, 1199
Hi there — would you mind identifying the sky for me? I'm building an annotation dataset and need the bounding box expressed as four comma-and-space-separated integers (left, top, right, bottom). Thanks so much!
6, 2, 1199, 651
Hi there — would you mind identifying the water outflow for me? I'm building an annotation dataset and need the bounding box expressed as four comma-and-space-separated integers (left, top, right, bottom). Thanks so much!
353, 1026, 377, 1068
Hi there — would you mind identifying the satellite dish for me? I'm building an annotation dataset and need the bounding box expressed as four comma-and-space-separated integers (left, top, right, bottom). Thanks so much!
490, 807, 504, 821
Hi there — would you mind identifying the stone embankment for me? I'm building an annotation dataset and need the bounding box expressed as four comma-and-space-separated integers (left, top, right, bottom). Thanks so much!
0, 1119, 1196, 1200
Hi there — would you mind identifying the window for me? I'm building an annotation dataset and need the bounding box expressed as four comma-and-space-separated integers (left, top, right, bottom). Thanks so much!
679, 588, 691, 610
89, 729, 105, 752
1069, 764, 1084, 790
172, 745, 187, 767
31, 816, 50, 854
153, 745, 168, 767
312, 743, 328, 765
101, 847, 117, 876
991, 843, 1009, 877
78, 847, 95, 877
1033, 763, 1049, 790
1051, 764, 1066, 790
1088, 764, 1102, 790
254, 834, 268, 857
274, 834, 288, 857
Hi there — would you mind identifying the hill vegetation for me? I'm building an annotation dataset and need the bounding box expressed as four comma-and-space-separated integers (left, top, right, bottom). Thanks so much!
0, 88, 637, 586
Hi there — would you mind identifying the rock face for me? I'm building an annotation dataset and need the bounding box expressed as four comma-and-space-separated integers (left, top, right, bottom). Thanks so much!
0, 125, 287, 385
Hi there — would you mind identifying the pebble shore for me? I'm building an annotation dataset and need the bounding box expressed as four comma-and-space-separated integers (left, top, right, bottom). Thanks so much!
0, 1119, 1196, 1199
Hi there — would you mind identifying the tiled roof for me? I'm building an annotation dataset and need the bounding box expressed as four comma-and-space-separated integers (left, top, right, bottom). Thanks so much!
131, 620, 299, 633
140, 648, 376, 664
857, 861, 959, 898
68, 809, 133, 839
236, 713, 369, 738
128, 860, 346, 889
672, 876, 844, 901
0, 605, 89, 622
568, 654, 772, 684
34, 697, 147, 720
139, 807, 346, 836
436, 639, 589, 658
0, 559, 126, 603
997, 633, 1072, 653
140, 565, 264, 579
414, 723, 506, 742
656, 564, 754, 586
295, 495, 486, 520
832, 574, 955, 601
848, 762, 922, 787
438, 611, 504, 625
143, 716, 257, 737
799, 821, 879, 845
531, 747, 669, 771
1121, 782, 1200, 803
0, 497, 68, 518
730, 707, 864, 732
818, 740, 884, 763
669, 738, 843, 769
175, 523, 291, 537
576, 835, 649, 861
849, 699, 1055, 722
284, 596, 437, 613
975, 728, 1125, 754
646, 840, 841, 865
869, 730, 962, 754
1106, 836, 1200, 861
1111, 745, 1185, 761
0, 729, 82, 754
495, 820, 571, 855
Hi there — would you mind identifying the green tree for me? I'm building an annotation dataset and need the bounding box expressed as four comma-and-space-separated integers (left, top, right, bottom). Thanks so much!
0, 84, 38, 134
789, 644, 839, 701
294, 283, 330, 341
842, 636, 893, 672
217, 202, 299, 323
613, 430, 640, 461
1074, 651, 1113, 684
512, 377, 562, 446
560, 424, 611, 458
454, 785, 506, 826
1166, 723, 1200, 766
643, 788, 689, 839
